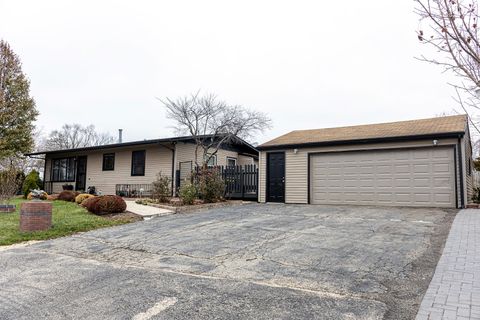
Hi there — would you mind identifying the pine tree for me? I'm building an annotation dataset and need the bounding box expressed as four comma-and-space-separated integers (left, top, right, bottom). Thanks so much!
0, 40, 38, 159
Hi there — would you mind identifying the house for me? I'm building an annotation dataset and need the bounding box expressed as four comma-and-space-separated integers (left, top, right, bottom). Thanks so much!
27, 135, 258, 196
257, 115, 473, 208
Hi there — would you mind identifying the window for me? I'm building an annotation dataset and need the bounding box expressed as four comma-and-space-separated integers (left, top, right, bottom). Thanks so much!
204, 154, 217, 167
131, 150, 146, 176
51, 157, 76, 182
102, 153, 115, 171
226, 157, 237, 167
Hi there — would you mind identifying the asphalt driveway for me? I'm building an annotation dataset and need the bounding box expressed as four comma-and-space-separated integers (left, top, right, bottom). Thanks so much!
0, 203, 455, 320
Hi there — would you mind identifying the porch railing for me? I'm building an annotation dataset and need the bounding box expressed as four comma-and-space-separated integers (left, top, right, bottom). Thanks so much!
115, 184, 153, 198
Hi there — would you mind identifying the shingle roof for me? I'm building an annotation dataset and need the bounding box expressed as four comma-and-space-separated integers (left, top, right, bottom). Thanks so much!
259, 114, 467, 149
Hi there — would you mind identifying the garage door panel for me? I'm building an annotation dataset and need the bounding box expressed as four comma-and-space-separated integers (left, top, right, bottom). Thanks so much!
414, 164, 430, 173
413, 178, 430, 188
394, 165, 411, 173
433, 163, 450, 173
310, 147, 455, 207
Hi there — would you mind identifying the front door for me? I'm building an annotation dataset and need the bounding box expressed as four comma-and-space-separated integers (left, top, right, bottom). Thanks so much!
75, 156, 87, 191
267, 152, 285, 202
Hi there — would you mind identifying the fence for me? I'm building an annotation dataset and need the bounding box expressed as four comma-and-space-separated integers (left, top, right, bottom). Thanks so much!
474, 171, 480, 188
176, 164, 258, 200
218, 165, 258, 200
115, 184, 153, 198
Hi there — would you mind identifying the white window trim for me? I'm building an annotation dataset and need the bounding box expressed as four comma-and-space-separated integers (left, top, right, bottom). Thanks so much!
226, 157, 237, 167
204, 154, 217, 166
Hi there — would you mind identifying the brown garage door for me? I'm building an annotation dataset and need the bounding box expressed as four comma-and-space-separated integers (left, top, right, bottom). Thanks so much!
309, 147, 456, 207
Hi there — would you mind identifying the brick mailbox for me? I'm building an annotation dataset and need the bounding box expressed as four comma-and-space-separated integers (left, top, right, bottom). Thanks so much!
20, 201, 52, 232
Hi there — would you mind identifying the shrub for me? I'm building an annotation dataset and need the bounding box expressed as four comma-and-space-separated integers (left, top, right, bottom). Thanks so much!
152, 172, 171, 203
75, 193, 95, 204
473, 187, 480, 203
47, 194, 59, 201
22, 170, 41, 198
81, 196, 97, 207
62, 184, 74, 190
135, 198, 154, 205
179, 183, 197, 205
195, 168, 225, 203
27, 190, 48, 200
57, 190, 76, 202
0, 167, 21, 203
83, 195, 126, 215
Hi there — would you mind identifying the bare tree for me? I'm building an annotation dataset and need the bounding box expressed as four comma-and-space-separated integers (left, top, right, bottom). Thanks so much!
415, 0, 480, 137
0, 160, 20, 204
44, 124, 114, 151
160, 92, 271, 166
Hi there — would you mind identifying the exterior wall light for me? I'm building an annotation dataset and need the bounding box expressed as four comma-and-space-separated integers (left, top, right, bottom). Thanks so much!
433, 139, 438, 146
293, 148, 298, 154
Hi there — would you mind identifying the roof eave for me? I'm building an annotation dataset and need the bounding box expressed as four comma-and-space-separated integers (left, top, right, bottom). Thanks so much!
257, 131, 466, 151
25, 134, 259, 157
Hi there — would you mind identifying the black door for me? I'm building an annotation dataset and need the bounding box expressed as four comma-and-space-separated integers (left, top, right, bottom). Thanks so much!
75, 156, 87, 191
267, 152, 285, 202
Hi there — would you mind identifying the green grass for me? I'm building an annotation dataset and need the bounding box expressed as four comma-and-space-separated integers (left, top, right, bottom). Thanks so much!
0, 198, 132, 246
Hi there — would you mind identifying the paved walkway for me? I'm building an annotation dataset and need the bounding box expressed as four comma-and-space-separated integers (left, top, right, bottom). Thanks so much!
125, 201, 173, 218
417, 209, 480, 320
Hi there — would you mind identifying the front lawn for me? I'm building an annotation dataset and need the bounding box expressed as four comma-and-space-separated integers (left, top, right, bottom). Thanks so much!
0, 198, 137, 246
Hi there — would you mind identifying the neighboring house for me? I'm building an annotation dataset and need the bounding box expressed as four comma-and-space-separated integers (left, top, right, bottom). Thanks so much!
257, 115, 473, 208
27, 135, 258, 196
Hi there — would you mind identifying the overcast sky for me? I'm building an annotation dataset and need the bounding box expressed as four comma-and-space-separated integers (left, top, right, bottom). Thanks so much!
0, 0, 460, 145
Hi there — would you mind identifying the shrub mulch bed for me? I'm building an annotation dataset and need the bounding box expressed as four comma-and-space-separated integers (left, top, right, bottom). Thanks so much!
104, 211, 143, 222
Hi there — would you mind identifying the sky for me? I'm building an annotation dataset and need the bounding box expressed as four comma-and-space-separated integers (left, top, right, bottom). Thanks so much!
0, 0, 461, 146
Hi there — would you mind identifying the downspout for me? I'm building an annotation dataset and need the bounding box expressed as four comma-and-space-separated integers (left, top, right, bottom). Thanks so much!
43, 156, 47, 189
171, 142, 176, 197
159, 143, 176, 197
458, 136, 465, 208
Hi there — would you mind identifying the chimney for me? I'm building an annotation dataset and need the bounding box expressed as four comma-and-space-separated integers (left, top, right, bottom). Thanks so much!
118, 129, 123, 143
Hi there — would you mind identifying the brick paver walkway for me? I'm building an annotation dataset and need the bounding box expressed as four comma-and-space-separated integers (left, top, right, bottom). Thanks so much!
417, 209, 480, 320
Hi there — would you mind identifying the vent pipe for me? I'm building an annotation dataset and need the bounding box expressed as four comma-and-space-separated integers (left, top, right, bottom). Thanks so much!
118, 129, 123, 143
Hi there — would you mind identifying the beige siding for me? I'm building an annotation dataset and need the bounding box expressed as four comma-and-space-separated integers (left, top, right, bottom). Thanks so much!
259, 138, 460, 205
85, 145, 172, 195
238, 155, 255, 166
463, 129, 474, 203
45, 144, 173, 195
44, 141, 257, 196
175, 142, 239, 167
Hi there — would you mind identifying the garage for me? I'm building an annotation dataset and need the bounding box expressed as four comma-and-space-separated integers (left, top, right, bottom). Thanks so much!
258, 115, 473, 208
309, 147, 455, 207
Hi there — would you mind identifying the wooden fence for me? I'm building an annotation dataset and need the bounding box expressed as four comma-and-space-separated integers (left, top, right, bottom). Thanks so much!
176, 164, 258, 200
219, 165, 258, 200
